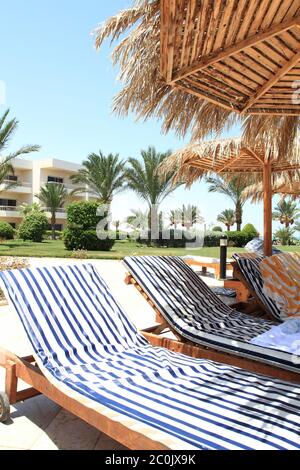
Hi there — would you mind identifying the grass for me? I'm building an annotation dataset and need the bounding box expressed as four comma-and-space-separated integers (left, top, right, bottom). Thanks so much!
0, 239, 298, 260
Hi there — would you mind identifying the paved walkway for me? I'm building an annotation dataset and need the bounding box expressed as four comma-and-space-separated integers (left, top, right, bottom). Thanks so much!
0, 258, 222, 450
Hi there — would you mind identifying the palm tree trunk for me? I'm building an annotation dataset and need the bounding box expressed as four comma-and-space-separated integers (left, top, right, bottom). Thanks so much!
150, 205, 159, 240
235, 201, 243, 231
51, 213, 56, 240
227, 224, 231, 231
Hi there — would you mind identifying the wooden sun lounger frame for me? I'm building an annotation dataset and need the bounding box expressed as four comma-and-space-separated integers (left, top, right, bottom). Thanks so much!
0, 346, 169, 450
125, 273, 300, 384
184, 258, 233, 280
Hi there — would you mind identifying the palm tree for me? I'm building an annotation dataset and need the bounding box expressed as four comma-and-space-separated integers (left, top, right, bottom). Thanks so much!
181, 204, 202, 229
36, 183, 68, 239
126, 147, 181, 232
70, 152, 126, 209
169, 209, 182, 229
272, 199, 300, 228
274, 227, 295, 246
0, 109, 40, 190
127, 209, 148, 231
206, 176, 251, 231
217, 209, 236, 231
20, 202, 43, 216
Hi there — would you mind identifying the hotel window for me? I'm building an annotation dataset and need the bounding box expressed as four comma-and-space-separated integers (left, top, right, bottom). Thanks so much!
5, 175, 18, 182
47, 176, 64, 184
0, 199, 17, 207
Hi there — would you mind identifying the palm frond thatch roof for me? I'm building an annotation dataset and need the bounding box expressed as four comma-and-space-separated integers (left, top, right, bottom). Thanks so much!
160, 0, 300, 115
94, 0, 299, 158
159, 137, 300, 187
244, 178, 300, 203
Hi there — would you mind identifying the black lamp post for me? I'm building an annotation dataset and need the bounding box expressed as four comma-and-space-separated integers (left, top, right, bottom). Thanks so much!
219, 235, 228, 280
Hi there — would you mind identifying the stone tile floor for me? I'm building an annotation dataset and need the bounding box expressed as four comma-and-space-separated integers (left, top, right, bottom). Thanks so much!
0, 258, 223, 450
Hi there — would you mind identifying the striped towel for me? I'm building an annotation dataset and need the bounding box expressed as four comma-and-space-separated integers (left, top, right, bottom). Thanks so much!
1, 263, 300, 450
261, 253, 300, 320
124, 256, 298, 372
232, 253, 282, 321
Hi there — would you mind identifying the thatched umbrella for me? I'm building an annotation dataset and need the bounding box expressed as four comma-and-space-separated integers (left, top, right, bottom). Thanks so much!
94, 0, 299, 158
245, 178, 300, 203
160, 138, 300, 256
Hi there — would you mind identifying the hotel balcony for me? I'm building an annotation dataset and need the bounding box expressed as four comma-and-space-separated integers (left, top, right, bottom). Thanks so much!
41, 181, 86, 197
0, 181, 32, 194
0, 206, 21, 217
43, 208, 67, 219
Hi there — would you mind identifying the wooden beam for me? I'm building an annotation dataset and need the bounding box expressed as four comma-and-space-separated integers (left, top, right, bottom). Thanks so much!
160, 0, 176, 82
174, 83, 241, 113
244, 147, 265, 164
263, 160, 273, 257
170, 16, 300, 83
242, 50, 300, 112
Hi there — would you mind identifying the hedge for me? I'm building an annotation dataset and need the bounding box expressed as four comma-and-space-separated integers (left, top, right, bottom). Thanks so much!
67, 201, 106, 230
137, 230, 199, 248
18, 212, 48, 242
63, 228, 115, 251
136, 229, 256, 248
242, 223, 259, 238
0, 221, 14, 240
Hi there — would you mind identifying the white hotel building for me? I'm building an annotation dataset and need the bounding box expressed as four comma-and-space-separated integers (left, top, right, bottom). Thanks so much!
0, 158, 87, 230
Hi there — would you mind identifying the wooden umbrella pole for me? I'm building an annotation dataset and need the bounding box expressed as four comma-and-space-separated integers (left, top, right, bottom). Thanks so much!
263, 160, 272, 256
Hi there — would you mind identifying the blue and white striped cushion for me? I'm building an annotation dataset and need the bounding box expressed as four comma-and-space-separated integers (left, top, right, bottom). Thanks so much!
123, 256, 298, 372
233, 254, 282, 321
1, 263, 300, 450
245, 239, 282, 256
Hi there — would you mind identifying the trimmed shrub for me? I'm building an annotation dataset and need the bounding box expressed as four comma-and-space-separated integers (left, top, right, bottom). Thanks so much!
212, 226, 223, 232
227, 231, 255, 247
137, 230, 198, 248
18, 212, 48, 242
67, 201, 105, 230
63, 228, 115, 251
203, 231, 254, 248
63, 201, 114, 251
242, 223, 259, 238
0, 221, 14, 240
203, 231, 224, 247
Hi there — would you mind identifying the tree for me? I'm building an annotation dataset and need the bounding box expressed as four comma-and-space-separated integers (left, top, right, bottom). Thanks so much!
217, 209, 236, 231
170, 205, 202, 229
274, 227, 295, 246
20, 202, 43, 216
207, 176, 251, 231
36, 183, 68, 239
0, 109, 40, 191
126, 147, 181, 232
169, 209, 182, 229
127, 209, 148, 231
181, 204, 202, 229
272, 199, 300, 228
70, 151, 126, 208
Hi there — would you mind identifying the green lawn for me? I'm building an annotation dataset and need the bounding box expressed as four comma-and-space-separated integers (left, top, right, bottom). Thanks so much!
0, 239, 298, 260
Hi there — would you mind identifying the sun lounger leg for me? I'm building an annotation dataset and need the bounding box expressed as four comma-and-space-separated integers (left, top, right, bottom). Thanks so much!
5, 360, 18, 404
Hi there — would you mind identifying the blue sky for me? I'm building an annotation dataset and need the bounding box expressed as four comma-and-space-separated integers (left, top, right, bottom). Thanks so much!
0, 0, 276, 232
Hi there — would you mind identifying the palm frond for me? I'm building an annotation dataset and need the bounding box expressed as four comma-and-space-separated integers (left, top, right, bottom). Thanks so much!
94, 2, 299, 157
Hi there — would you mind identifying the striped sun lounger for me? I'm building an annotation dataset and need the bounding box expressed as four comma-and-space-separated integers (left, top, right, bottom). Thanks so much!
232, 254, 282, 321
123, 256, 300, 376
1, 264, 300, 450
